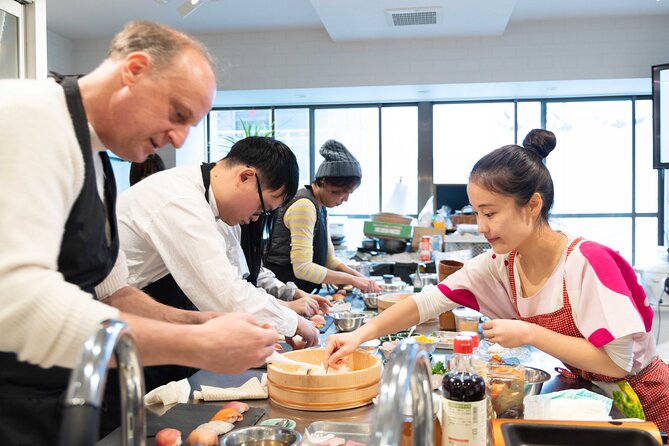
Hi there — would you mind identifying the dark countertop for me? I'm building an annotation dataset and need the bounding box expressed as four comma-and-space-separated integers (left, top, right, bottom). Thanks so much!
99, 293, 620, 443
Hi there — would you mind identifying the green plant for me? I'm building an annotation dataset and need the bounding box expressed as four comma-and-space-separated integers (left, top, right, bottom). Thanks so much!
222, 119, 275, 147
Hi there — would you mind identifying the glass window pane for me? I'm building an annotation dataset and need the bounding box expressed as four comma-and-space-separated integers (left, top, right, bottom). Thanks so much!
275, 108, 310, 188
0, 9, 19, 79
552, 217, 632, 263
635, 99, 658, 213
517, 101, 542, 144
635, 217, 660, 267
546, 101, 632, 214
208, 109, 271, 161
381, 106, 418, 215
433, 103, 515, 184
314, 108, 380, 215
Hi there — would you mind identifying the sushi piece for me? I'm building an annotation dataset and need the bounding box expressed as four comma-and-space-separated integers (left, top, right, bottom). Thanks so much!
210, 407, 243, 422
186, 427, 218, 446
310, 314, 326, 328
222, 401, 249, 414
155, 428, 182, 446
196, 420, 234, 436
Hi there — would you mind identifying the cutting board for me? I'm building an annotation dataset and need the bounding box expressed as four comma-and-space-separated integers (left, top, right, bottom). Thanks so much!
97, 404, 265, 445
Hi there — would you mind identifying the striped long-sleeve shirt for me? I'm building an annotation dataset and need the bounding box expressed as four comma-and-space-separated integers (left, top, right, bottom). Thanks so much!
284, 198, 343, 283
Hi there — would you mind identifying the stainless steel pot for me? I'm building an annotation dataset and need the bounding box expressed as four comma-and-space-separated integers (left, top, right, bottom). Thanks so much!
410, 273, 439, 287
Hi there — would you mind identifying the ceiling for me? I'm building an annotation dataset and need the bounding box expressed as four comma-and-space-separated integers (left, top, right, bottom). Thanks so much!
47, 0, 669, 42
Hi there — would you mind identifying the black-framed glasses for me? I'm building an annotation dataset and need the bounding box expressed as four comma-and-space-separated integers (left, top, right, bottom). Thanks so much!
255, 174, 272, 218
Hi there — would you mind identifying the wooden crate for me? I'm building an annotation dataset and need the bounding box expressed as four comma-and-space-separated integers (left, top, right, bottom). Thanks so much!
451, 214, 477, 225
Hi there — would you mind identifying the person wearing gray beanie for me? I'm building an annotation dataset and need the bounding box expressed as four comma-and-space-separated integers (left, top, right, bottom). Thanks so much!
266, 140, 380, 294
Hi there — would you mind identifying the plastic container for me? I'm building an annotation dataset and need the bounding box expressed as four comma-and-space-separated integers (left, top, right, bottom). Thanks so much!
487, 362, 525, 419
452, 306, 482, 332
303, 421, 372, 445
401, 393, 442, 446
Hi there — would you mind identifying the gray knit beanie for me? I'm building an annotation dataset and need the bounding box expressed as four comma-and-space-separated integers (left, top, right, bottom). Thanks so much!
315, 140, 362, 179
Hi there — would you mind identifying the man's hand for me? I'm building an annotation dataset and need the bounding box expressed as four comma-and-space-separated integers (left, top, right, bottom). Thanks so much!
192, 313, 279, 374
292, 290, 332, 316
286, 316, 319, 350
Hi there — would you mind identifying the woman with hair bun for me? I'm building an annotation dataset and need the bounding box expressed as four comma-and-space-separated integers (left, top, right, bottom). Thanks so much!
325, 129, 669, 430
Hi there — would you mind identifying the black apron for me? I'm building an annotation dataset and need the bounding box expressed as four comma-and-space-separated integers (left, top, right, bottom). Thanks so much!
266, 186, 328, 293
0, 76, 120, 445
139, 162, 216, 391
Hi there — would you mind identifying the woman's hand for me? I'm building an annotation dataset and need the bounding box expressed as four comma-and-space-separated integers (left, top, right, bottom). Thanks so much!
481, 318, 534, 348
351, 276, 381, 294
323, 331, 364, 366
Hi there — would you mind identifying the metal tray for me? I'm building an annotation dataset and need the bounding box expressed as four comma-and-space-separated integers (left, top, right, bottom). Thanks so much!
304, 421, 373, 445
501, 423, 660, 446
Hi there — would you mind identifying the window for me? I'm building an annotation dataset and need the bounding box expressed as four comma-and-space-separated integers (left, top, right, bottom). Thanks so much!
275, 108, 310, 187
203, 95, 661, 265
433, 102, 515, 184
381, 106, 418, 214
314, 107, 380, 215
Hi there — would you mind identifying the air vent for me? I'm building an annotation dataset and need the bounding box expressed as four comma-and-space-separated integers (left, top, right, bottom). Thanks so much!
385, 7, 442, 27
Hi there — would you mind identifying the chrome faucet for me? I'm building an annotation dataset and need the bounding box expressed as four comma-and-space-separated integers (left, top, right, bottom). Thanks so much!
373, 341, 434, 446
59, 319, 146, 446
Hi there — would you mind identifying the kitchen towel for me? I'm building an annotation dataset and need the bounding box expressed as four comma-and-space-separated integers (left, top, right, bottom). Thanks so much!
144, 378, 191, 406
193, 374, 268, 401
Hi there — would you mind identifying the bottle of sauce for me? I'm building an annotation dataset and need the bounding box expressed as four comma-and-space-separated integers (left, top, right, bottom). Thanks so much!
442, 335, 487, 446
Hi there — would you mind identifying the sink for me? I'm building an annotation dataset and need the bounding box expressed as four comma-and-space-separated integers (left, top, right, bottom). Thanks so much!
501, 423, 661, 446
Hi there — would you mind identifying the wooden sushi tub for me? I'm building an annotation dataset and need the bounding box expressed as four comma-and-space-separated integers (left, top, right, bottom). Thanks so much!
267, 348, 381, 411
376, 292, 412, 312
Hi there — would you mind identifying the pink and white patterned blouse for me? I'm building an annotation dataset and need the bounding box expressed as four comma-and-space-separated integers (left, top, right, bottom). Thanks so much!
412, 233, 657, 374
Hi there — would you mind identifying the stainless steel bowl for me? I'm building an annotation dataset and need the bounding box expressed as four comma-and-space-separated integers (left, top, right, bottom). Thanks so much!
333, 311, 366, 332
524, 366, 551, 397
220, 425, 302, 446
361, 293, 379, 309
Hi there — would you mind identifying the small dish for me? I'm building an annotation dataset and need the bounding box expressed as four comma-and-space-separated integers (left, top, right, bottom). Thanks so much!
434, 331, 458, 350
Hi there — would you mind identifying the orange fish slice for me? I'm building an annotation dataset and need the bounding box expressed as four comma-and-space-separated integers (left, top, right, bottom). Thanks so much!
210, 407, 243, 423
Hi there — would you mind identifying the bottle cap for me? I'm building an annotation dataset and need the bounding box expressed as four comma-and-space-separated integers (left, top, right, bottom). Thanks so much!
453, 335, 474, 354
457, 331, 479, 348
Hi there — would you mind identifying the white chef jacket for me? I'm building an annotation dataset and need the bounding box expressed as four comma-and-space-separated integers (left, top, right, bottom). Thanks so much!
116, 165, 298, 336
216, 221, 299, 301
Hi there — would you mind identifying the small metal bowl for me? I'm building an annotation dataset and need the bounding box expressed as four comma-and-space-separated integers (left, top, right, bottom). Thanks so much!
524, 366, 551, 397
332, 311, 366, 332
220, 425, 302, 446
361, 293, 379, 309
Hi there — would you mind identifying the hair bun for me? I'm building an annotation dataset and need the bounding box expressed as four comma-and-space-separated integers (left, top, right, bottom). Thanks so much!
522, 129, 556, 159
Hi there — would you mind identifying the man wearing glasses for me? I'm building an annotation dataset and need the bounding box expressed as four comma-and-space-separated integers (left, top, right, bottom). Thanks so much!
116, 136, 319, 391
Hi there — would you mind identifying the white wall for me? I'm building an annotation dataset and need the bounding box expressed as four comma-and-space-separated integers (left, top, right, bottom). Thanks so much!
46, 30, 74, 75
50, 15, 669, 96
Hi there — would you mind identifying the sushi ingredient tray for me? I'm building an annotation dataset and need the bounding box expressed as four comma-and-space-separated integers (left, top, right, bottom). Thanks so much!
304, 421, 373, 445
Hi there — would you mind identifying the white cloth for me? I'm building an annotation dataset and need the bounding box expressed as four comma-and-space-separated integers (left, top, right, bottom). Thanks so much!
117, 165, 299, 336
144, 378, 191, 406
0, 79, 122, 369
216, 221, 298, 301
193, 375, 268, 401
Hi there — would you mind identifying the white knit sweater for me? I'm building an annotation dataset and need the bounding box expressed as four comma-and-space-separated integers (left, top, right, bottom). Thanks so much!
0, 79, 123, 369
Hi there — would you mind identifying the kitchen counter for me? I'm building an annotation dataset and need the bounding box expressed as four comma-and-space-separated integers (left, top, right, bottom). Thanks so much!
99, 295, 622, 444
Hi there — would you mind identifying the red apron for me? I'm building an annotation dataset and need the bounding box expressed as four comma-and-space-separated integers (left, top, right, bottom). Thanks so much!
507, 237, 669, 431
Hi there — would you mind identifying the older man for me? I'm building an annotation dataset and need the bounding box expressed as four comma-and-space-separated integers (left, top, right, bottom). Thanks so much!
0, 21, 277, 444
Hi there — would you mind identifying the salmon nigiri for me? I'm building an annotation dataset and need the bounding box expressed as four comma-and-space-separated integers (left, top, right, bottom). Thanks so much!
210, 407, 243, 422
